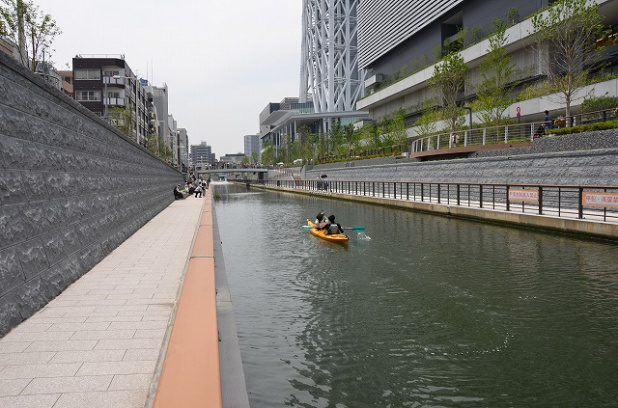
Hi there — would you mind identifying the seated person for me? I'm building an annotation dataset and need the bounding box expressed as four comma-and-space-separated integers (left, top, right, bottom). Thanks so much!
324, 215, 344, 235
173, 185, 184, 199
315, 210, 328, 230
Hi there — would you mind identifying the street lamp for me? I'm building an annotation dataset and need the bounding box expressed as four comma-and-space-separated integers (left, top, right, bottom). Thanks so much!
113, 74, 139, 143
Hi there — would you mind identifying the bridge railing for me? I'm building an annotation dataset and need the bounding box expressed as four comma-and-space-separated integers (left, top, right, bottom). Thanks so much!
256, 179, 618, 224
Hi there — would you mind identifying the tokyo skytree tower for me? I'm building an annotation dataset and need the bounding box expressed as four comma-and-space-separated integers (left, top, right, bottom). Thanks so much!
299, 0, 365, 113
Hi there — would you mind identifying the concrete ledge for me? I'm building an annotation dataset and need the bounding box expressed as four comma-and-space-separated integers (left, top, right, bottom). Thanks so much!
153, 189, 223, 408
250, 184, 618, 242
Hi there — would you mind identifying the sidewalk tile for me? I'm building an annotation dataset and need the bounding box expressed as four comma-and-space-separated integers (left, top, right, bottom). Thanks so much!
76, 361, 156, 376
49, 349, 126, 364
70, 330, 136, 341
53, 390, 147, 408
25, 340, 97, 352
0, 352, 55, 366
47, 322, 111, 332
22, 375, 112, 394
84, 315, 142, 323
108, 373, 152, 391
0, 363, 81, 379
108, 321, 168, 331
0, 394, 59, 408
94, 338, 162, 350
0, 379, 31, 396
133, 329, 167, 339
0, 343, 32, 354
2, 332, 74, 343
122, 349, 160, 362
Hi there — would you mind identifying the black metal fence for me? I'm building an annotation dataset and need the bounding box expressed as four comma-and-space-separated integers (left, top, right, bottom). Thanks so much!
257, 179, 618, 224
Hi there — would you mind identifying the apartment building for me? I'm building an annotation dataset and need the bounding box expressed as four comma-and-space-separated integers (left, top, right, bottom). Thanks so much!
72, 55, 148, 145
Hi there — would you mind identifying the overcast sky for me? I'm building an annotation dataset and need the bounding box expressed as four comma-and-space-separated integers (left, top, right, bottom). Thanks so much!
34, 0, 303, 156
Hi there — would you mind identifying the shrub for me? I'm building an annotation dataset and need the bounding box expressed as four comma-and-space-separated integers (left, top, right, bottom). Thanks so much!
550, 119, 618, 135
579, 95, 618, 113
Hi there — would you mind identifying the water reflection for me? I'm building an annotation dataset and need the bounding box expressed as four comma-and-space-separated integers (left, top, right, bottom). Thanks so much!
213, 184, 618, 408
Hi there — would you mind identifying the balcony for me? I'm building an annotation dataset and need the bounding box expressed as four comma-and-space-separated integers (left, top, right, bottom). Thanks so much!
104, 97, 126, 107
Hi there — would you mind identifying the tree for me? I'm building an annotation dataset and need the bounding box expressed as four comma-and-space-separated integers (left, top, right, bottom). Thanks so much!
474, 19, 518, 127
531, 0, 604, 126
109, 105, 136, 140
0, 0, 61, 70
431, 51, 468, 133
387, 109, 408, 153
414, 98, 441, 138
343, 124, 358, 156
261, 141, 275, 165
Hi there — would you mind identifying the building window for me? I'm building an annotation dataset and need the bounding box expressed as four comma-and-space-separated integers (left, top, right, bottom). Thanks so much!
74, 69, 101, 80
103, 70, 120, 78
75, 90, 101, 101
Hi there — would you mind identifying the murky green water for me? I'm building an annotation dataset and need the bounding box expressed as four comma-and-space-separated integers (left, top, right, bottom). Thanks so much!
213, 184, 618, 408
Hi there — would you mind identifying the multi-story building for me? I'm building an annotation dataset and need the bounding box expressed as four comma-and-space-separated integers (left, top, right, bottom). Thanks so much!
145, 83, 170, 150
356, 0, 618, 128
191, 141, 213, 169
259, 97, 368, 160
244, 134, 260, 162
72, 55, 147, 145
168, 115, 178, 166
178, 128, 189, 172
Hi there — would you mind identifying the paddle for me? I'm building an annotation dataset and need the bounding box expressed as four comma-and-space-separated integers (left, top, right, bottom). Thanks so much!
303, 225, 365, 232
343, 226, 366, 232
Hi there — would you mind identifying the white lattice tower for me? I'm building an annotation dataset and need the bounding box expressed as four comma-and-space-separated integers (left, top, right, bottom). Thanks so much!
300, 0, 365, 113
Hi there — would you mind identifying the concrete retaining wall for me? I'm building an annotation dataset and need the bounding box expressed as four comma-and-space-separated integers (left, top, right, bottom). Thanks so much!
0, 52, 184, 336
307, 131, 618, 186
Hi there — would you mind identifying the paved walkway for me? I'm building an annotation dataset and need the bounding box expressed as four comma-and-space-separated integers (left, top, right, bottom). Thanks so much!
0, 195, 205, 408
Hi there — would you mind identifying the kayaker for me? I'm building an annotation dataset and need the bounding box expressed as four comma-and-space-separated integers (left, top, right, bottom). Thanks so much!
324, 215, 344, 235
315, 210, 328, 230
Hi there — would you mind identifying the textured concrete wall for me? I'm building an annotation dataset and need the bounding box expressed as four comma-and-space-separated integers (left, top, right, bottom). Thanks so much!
307, 131, 618, 186
0, 52, 184, 336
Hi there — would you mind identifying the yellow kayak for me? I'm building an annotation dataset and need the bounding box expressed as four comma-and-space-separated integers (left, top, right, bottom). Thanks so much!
306, 219, 349, 245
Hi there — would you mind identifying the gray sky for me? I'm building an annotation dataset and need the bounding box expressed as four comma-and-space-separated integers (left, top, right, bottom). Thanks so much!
34, 0, 302, 157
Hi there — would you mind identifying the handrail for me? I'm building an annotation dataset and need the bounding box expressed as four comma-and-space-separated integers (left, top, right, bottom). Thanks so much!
411, 121, 545, 153
257, 179, 618, 225
411, 107, 618, 153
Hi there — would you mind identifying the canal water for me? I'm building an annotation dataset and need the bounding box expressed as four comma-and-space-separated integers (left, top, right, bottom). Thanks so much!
212, 184, 618, 408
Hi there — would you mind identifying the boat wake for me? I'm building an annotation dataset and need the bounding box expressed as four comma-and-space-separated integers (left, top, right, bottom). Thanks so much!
356, 232, 372, 241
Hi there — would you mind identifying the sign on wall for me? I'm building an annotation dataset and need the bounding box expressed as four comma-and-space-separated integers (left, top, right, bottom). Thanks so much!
582, 192, 618, 209
508, 188, 539, 203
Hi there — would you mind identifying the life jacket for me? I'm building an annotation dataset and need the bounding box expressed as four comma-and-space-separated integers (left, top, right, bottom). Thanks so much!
326, 223, 340, 235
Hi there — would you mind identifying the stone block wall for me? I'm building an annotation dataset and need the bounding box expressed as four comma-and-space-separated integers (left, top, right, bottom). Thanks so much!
0, 53, 184, 336
307, 132, 618, 187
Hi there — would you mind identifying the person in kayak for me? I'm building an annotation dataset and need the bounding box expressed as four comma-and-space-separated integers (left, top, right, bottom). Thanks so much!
315, 210, 328, 230
324, 215, 345, 235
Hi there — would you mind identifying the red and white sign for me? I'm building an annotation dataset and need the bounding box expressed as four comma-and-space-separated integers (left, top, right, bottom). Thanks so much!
509, 188, 539, 203
582, 192, 618, 209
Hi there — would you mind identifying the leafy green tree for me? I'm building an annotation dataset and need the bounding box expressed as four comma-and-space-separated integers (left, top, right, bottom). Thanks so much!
343, 124, 358, 156
531, 0, 605, 126
109, 105, 136, 140
474, 19, 517, 127
415, 100, 441, 138
261, 141, 275, 165
0, 0, 61, 70
387, 109, 408, 153
431, 51, 468, 133
329, 121, 345, 157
